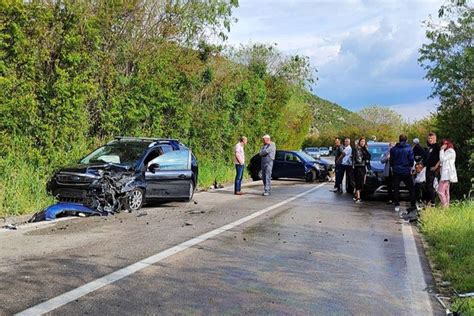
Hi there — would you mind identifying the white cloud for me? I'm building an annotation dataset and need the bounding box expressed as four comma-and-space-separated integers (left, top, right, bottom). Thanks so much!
227, 0, 444, 110
390, 100, 438, 122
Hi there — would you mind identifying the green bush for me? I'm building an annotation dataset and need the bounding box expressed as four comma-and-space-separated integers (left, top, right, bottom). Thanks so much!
0, 1, 314, 216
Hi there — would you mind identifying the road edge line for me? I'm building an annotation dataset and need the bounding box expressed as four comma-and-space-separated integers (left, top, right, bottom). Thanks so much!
401, 222, 434, 315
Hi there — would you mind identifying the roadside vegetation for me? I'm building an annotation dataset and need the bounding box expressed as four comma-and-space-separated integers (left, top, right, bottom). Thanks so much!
0, 1, 321, 216
420, 201, 474, 314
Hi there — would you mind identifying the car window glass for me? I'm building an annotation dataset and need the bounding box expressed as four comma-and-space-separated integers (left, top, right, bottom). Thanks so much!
144, 148, 163, 166
285, 153, 300, 162
275, 151, 285, 161
148, 149, 190, 170
367, 145, 389, 161
161, 145, 173, 153
80, 141, 150, 165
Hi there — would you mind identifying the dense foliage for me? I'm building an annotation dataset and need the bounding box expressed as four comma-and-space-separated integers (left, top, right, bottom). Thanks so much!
0, 0, 318, 216
419, 2, 473, 198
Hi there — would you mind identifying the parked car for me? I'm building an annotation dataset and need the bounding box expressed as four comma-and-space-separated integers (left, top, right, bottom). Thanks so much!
319, 147, 330, 156
303, 147, 321, 159
47, 137, 198, 211
248, 150, 330, 182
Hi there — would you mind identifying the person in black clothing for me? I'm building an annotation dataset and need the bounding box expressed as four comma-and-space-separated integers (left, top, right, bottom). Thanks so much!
390, 134, 417, 221
352, 137, 371, 203
331, 137, 345, 193
412, 138, 425, 163
423, 132, 440, 206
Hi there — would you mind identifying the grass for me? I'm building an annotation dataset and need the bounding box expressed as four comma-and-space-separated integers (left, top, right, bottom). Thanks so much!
420, 200, 474, 314
197, 159, 244, 189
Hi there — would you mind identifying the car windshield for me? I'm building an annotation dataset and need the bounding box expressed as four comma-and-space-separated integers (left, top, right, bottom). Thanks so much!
367, 145, 389, 162
320, 147, 328, 151
80, 141, 151, 166
297, 151, 317, 162
305, 147, 319, 152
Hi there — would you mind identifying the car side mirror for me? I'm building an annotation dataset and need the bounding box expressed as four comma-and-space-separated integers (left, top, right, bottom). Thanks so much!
148, 163, 160, 173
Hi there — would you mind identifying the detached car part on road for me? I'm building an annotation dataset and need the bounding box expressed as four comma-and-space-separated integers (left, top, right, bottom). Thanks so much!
248, 150, 331, 183
47, 137, 198, 214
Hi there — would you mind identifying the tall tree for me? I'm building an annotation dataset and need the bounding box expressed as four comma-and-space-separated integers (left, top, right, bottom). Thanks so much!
419, 1, 473, 197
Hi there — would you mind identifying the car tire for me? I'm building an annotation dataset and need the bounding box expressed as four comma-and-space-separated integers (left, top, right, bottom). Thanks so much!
305, 169, 316, 183
186, 182, 195, 202
127, 188, 144, 211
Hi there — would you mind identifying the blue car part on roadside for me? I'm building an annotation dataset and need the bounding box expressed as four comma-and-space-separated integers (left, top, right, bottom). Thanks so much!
43, 202, 102, 221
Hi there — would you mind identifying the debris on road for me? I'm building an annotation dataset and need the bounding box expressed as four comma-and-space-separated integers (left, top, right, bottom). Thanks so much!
2, 224, 17, 230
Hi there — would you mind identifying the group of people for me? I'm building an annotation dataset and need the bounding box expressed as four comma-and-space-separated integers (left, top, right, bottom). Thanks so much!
234, 134, 276, 196
331, 132, 458, 221
331, 137, 371, 204
232, 132, 458, 221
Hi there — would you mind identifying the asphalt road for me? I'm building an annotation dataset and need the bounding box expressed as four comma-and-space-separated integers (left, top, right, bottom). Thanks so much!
0, 180, 441, 315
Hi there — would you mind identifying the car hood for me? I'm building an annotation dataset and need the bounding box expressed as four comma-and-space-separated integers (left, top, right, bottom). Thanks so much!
370, 161, 385, 172
58, 163, 132, 176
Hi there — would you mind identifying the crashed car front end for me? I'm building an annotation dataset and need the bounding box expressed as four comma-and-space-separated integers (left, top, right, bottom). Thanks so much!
47, 164, 145, 215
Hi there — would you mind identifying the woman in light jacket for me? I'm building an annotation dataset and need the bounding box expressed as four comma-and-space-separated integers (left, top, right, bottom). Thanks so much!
437, 139, 457, 208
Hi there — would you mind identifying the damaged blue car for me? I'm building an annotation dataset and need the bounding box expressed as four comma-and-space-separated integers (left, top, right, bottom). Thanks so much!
46, 137, 199, 214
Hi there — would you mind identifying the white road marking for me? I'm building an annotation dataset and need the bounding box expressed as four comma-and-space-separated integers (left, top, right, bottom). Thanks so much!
16, 183, 326, 316
401, 222, 434, 315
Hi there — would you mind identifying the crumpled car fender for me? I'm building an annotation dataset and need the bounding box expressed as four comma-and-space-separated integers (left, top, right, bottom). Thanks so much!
43, 202, 102, 221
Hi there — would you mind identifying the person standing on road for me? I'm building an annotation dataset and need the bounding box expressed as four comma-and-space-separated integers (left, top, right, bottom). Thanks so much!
352, 137, 371, 203
331, 137, 345, 193
437, 139, 457, 208
413, 138, 425, 163
259, 135, 276, 196
234, 136, 248, 195
424, 132, 440, 207
381, 142, 395, 204
340, 138, 354, 194
390, 134, 417, 221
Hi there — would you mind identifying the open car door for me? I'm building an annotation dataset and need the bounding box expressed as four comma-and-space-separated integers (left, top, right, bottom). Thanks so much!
145, 148, 193, 199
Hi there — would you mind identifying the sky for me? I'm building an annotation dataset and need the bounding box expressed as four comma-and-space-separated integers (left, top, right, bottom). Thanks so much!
226, 0, 444, 121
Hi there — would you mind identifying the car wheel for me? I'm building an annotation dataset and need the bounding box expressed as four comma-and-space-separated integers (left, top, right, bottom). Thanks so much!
305, 169, 316, 183
186, 182, 195, 202
128, 188, 144, 211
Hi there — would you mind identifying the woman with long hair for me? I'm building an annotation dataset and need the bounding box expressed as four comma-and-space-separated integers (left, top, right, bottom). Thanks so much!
352, 137, 371, 203
438, 139, 457, 208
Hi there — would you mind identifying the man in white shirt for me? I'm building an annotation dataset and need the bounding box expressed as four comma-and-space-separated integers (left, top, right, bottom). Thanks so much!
234, 136, 248, 195
340, 138, 354, 194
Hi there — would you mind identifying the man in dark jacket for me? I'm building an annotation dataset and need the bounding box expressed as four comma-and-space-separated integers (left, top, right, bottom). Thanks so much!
390, 134, 417, 221
412, 138, 425, 163
423, 132, 440, 206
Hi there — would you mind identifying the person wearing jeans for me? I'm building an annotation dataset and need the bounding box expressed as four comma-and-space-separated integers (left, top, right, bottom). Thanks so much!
340, 138, 353, 194
331, 137, 344, 193
437, 139, 457, 208
390, 134, 417, 221
234, 136, 247, 195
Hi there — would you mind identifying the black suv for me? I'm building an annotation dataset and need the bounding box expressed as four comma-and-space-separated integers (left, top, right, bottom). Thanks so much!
47, 137, 198, 211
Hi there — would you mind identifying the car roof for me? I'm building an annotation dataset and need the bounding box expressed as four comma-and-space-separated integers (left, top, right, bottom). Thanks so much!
108, 137, 185, 150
